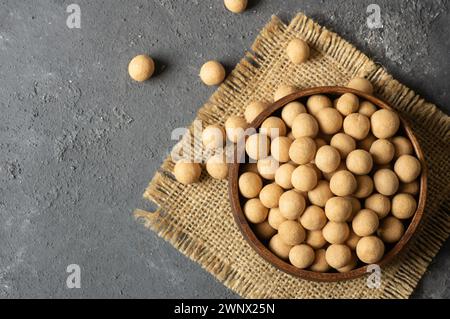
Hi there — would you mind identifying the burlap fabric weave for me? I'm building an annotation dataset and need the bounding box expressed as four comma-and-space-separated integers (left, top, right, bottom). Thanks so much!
135, 13, 450, 299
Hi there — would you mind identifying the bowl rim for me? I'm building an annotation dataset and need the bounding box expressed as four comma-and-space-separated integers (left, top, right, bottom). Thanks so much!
228, 86, 428, 282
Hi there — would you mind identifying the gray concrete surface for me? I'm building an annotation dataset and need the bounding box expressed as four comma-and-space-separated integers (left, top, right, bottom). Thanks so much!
0, 0, 448, 299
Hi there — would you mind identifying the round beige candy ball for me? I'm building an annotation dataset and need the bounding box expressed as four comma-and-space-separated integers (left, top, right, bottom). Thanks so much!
199, 60, 226, 86
346, 149, 373, 175
391, 136, 413, 158
323, 221, 350, 244
330, 133, 356, 159
309, 249, 331, 272
345, 230, 361, 250
278, 220, 306, 245
257, 156, 278, 180
378, 216, 405, 243
275, 163, 296, 189
343, 113, 370, 140
261, 116, 287, 138
271, 136, 292, 163
352, 209, 379, 237
322, 162, 346, 181
399, 180, 419, 195
260, 183, 284, 209
268, 234, 292, 260
289, 137, 317, 165
305, 230, 327, 249
306, 95, 333, 116
325, 197, 352, 222
316, 108, 343, 135
315, 145, 341, 173
353, 175, 374, 199
391, 193, 417, 219
326, 244, 352, 269
244, 198, 269, 224
224, 0, 247, 13
308, 180, 334, 207
292, 113, 319, 138
370, 139, 395, 165
253, 221, 276, 241
202, 124, 225, 149
174, 161, 202, 184
289, 244, 315, 269
358, 133, 377, 152
206, 154, 228, 180
268, 208, 286, 230
371, 109, 400, 139
225, 115, 247, 143
345, 196, 362, 221
336, 93, 360, 116
358, 101, 377, 118
337, 253, 358, 273
244, 101, 269, 123
394, 155, 422, 183
246, 133, 270, 160
282, 102, 306, 127
239, 172, 263, 198
291, 165, 318, 192
347, 78, 374, 94
330, 170, 357, 196
300, 205, 327, 231
356, 236, 385, 264
364, 193, 390, 219
373, 168, 399, 196
279, 190, 306, 220
286, 38, 310, 64
128, 54, 155, 82
274, 84, 297, 101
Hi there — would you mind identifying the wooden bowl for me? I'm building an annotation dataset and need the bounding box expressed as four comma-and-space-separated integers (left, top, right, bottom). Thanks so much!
228, 86, 427, 282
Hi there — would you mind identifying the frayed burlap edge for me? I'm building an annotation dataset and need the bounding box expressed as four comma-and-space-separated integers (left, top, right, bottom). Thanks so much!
135, 14, 450, 299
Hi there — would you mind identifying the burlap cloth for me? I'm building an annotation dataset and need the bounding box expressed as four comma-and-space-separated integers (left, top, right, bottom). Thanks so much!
135, 13, 450, 299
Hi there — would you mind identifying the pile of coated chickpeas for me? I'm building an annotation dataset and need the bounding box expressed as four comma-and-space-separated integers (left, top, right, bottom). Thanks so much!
238, 82, 422, 272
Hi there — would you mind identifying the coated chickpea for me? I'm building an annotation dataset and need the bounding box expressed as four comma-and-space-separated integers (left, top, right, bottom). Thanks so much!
326, 244, 352, 269
282, 102, 307, 127
352, 209, 379, 237
353, 175, 374, 198
279, 190, 306, 220
292, 113, 319, 138
315, 145, 341, 173
244, 101, 269, 123
377, 216, 405, 243
239, 172, 263, 198
269, 234, 292, 260
330, 133, 356, 159
322, 221, 350, 244
289, 137, 317, 165
306, 95, 333, 116
199, 60, 226, 86
329, 170, 357, 196
358, 101, 377, 117
371, 109, 400, 139
268, 208, 286, 230
289, 244, 315, 269
206, 154, 228, 180
343, 113, 371, 140
224, 0, 247, 13
225, 115, 247, 143
391, 136, 413, 158
345, 230, 361, 250
369, 139, 395, 165
316, 108, 343, 135
364, 193, 391, 219
128, 54, 155, 82
347, 78, 374, 95
398, 180, 419, 195
391, 193, 417, 219
394, 155, 422, 183
202, 124, 226, 149
356, 236, 385, 264
309, 249, 331, 272
278, 220, 306, 245
253, 221, 276, 241
308, 180, 334, 207
260, 183, 284, 209
286, 38, 310, 64
373, 168, 399, 196
291, 165, 318, 192
261, 116, 287, 138
246, 133, 271, 160
271, 136, 292, 163
346, 149, 373, 175
305, 230, 327, 249
174, 160, 202, 185
244, 198, 269, 224
358, 133, 377, 152
275, 163, 296, 189
274, 84, 298, 101
325, 197, 352, 222
300, 205, 327, 231
257, 156, 279, 180
336, 93, 359, 115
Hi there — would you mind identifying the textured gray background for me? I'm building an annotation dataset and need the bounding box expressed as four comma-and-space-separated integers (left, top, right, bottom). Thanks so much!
0, 0, 448, 298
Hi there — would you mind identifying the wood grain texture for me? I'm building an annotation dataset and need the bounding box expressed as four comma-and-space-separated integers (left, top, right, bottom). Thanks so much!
228, 86, 428, 282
